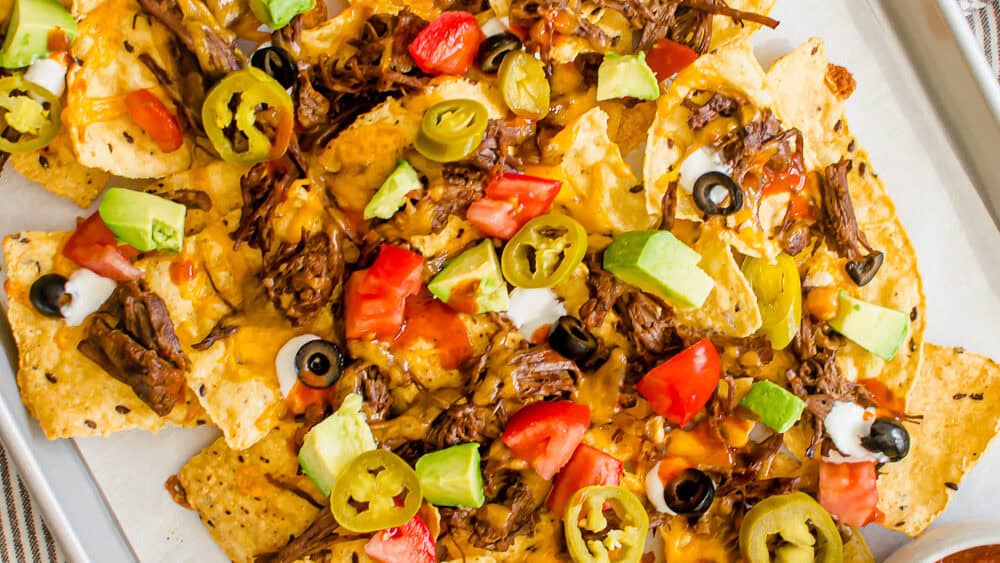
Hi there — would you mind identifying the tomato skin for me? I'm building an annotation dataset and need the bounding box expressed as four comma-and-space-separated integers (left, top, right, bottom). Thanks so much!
409, 12, 485, 76
467, 198, 520, 239
502, 400, 590, 480
62, 213, 143, 282
124, 89, 183, 153
636, 338, 721, 426
345, 245, 424, 340
546, 444, 622, 516
393, 292, 472, 369
467, 173, 562, 240
819, 461, 880, 527
364, 514, 436, 563
284, 382, 334, 415
645, 38, 698, 82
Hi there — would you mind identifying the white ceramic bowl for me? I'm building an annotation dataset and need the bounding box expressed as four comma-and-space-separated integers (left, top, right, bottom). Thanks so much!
884, 521, 1000, 563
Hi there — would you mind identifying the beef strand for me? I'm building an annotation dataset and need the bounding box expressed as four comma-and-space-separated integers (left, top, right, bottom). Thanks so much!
261, 231, 342, 326
78, 282, 190, 416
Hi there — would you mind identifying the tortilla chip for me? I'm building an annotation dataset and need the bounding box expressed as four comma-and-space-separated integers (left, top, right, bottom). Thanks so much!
9, 128, 110, 207
2, 233, 205, 438
676, 227, 762, 338
177, 422, 323, 563
643, 40, 782, 260
876, 344, 1000, 536
551, 106, 653, 234
767, 39, 926, 401
315, 77, 506, 212
66, 0, 194, 178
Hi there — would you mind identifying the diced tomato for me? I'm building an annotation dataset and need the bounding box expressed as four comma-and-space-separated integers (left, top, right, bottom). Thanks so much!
345, 245, 425, 340
364, 514, 436, 563
502, 400, 590, 480
62, 213, 143, 281
761, 163, 807, 198
636, 338, 721, 427
124, 89, 183, 153
546, 444, 622, 515
645, 38, 698, 82
466, 198, 520, 239
819, 461, 881, 527
284, 382, 334, 415
408, 11, 485, 76
467, 173, 562, 239
393, 292, 473, 369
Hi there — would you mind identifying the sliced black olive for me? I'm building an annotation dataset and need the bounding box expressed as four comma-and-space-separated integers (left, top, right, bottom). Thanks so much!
294, 339, 344, 389
861, 417, 910, 462
548, 315, 598, 363
251, 46, 297, 90
846, 251, 884, 287
693, 171, 743, 216
664, 468, 715, 516
478, 33, 522, 73
29, 273, 67, 318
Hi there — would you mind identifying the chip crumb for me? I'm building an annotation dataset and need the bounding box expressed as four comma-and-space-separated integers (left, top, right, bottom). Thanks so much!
825, 63, 856, 99
971, 393, 985, 401
945, 482, 959, 491
953, 393, 967, 400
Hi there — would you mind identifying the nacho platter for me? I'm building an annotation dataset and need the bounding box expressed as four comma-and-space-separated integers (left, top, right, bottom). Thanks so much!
0, 1, 996, 563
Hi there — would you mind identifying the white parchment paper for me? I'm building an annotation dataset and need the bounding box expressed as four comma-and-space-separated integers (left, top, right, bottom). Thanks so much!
0, 1, 998, 561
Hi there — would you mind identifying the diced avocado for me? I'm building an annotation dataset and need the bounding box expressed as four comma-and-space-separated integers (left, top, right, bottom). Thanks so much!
828, 290, 909, 361
428, 240, 509, 314
415, 443, 485, 508
596, 54, 660, 102
739, 380, 805, 433
249, 0, 315, 30
603, 230, 714, 310
98, 188, 186, 253
0, 0, 77, 69
363, 160, 422, 220
298, 393, 376, 496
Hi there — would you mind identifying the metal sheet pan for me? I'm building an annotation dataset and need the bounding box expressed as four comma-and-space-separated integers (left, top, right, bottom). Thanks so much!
0, 2, 998, 562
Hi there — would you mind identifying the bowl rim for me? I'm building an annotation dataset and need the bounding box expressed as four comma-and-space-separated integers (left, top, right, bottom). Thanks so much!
883, 521, 1000, 563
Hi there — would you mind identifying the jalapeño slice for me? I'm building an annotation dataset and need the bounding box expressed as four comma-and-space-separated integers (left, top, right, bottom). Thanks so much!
329, 449, 422, 533
501, 213, 587, 289
414, 99, 488, 162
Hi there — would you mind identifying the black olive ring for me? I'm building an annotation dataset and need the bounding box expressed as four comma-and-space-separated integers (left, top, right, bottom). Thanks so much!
294, 339, 345, 389
29, 273, 68, 318
861, 417, 910, 463
664, 468, 716, 516
548, 315, 598, 363
477, 33, 522, 74
251, 46, 298, 90
693, 171, 744, 216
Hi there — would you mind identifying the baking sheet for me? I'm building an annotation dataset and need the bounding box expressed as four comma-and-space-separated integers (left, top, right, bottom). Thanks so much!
1, 1, 999, 562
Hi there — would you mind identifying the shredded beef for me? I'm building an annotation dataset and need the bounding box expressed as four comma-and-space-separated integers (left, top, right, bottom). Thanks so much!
615, 289, 684, 368
78, 282, 189, 416
232, 162, 294, 251
295, 73, 330, 131
504, 346, 579, 400
261, 231, 342, 325
191, 320, 237, 351
819, 159, 876, 261
392, 440, 430, 465
683, 92, 741, 130
355, 363, 393, 421
257, 509, 342, 563
426, 404, 497, 449
136, 0, 241, 79
472, 473, 537, 551
579, 258, 626, 329
163, 189, 212, 212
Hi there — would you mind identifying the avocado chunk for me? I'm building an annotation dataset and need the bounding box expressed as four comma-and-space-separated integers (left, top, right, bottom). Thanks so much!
0, 0, 77, 69
98, 188, 187, 253
428, 240, 509, 314
739, 380, 805, 433
249, 0, 315, 30
363, 160, 422, 220
603, 230, 714, 310
415, 443, 485, 508
828, 290, 909, 361
298, 393, 376, 496
596, 54, 660, 101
